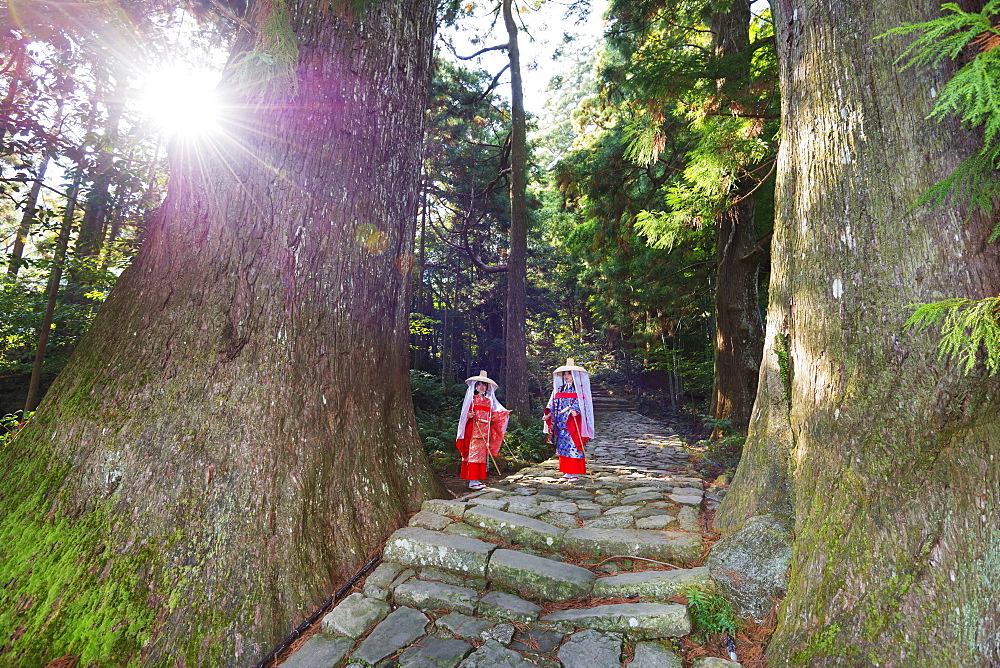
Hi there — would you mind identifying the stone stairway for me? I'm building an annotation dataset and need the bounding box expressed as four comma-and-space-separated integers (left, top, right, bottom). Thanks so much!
590, 387, 635, 413
280, 416, 739, 668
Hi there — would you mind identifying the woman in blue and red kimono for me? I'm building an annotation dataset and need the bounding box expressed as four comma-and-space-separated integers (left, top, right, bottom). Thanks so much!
455, 371, 510, 490
543, 358, 595, 482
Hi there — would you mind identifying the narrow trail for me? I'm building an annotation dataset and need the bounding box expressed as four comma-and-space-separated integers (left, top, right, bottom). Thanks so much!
279, 404, 738, 668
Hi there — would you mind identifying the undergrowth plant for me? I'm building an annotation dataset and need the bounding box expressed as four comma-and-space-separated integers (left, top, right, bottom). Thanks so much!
684, 587, 740, 636
0, 410, 33, 443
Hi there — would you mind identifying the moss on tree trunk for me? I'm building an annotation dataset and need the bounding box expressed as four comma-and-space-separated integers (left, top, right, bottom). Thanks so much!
0, 0, 442, 664
716, 0, 1000, 664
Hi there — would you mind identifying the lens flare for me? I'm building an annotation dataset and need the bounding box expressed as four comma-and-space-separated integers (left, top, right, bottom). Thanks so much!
141, 64, 222, 138
354, 223, 390, 255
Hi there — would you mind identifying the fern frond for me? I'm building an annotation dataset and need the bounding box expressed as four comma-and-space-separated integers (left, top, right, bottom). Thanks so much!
905, 297, 1000, 375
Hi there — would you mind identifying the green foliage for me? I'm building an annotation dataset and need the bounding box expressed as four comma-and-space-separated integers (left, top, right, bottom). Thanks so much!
693, 415, 745, 476
229, 0, 300, 103
684, 587, 739, 636
411, 59, 515, 386
0, 410, 33, 443
881, 1, 1000, 223
503, 418, 550, 462
409, 312, 439, 338
0, 276, 107, 378
905, 297, 1000, 375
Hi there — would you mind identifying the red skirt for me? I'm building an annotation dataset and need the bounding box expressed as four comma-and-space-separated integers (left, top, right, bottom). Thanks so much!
461, 460, 488, 481
559, 456, 586, 474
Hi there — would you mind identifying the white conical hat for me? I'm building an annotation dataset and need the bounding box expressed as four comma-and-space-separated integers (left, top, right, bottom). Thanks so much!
465, 370, 499, 387
553, 358, 587, 373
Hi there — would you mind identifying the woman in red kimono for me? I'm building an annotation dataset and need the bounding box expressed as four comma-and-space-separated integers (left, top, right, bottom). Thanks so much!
455, 371, 510, 490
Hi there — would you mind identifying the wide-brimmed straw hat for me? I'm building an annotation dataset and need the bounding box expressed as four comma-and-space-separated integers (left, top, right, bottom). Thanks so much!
465, 370, 498, 387
554, 358, 588, 373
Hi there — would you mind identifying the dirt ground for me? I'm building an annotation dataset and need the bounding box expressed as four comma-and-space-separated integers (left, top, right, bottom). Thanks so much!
435, 470, 510, 498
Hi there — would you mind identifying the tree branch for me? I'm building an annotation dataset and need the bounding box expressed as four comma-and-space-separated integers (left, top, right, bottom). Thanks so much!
455, 43, 510, 60
463, 63, 510, 105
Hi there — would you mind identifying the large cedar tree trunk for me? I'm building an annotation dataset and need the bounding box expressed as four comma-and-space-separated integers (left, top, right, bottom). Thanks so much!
0, 1, 442, 665
708, 0, 764, 434
716, 0, 1000, 664
501, 0, 530, 420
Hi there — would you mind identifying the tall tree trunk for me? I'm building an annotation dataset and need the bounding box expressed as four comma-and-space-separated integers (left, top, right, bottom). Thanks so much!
502, 0, 529, 421
0, 1, 441, 665
6, 154, 49, 278
708, 0, 764, 435
715, 0, 1000, 664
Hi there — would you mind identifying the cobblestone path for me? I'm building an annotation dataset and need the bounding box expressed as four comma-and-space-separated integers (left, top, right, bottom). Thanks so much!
280, 411, 737, 668
586, 410, 693, 476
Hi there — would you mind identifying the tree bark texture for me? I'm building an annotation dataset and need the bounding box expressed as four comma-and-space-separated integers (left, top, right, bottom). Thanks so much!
716, 0, 1000, 664
0, 1, 441, 665
501, 0, 530, 421
708, 0, 765, 435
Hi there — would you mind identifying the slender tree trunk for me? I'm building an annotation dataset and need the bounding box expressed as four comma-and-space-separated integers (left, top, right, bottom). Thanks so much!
6, 154, 49, 278
502, 0, 530, 421
23, 166, 84, 412
414, 185, 428, 370
0, 39, 26, 151
0, 1, 441, 665
75, 78, 125, 264
708, 0, 764, 435
715, 0, 1000, 663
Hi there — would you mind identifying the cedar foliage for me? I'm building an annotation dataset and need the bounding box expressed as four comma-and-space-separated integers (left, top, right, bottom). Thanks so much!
883, 0, 1000, 221
889, 0, 1000, 375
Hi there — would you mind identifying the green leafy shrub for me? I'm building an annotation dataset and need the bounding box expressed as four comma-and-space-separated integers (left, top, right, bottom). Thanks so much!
504, 418, 550, 463
0, 410, 33, 444
684, 587, 739, 636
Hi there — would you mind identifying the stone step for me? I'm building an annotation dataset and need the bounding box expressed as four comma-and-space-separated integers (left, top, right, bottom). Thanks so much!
463, 505, 566, 550
477, 590, 542, 622
541, 602, 692, 639
593, 566, 715, 598
560, 528, 703, 565
383, 526, 496, 577
393, 578, 480, 616
278, 634, 354, 668
486, 549, 595, 601
350, 606, 430, 666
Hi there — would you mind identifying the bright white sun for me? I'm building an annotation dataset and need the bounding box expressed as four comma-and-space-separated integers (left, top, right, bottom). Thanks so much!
141, 65, 223, 137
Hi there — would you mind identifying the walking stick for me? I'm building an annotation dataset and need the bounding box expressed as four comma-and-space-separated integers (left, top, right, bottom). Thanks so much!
486, 404, 505, 478
488, 451, 503, 477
